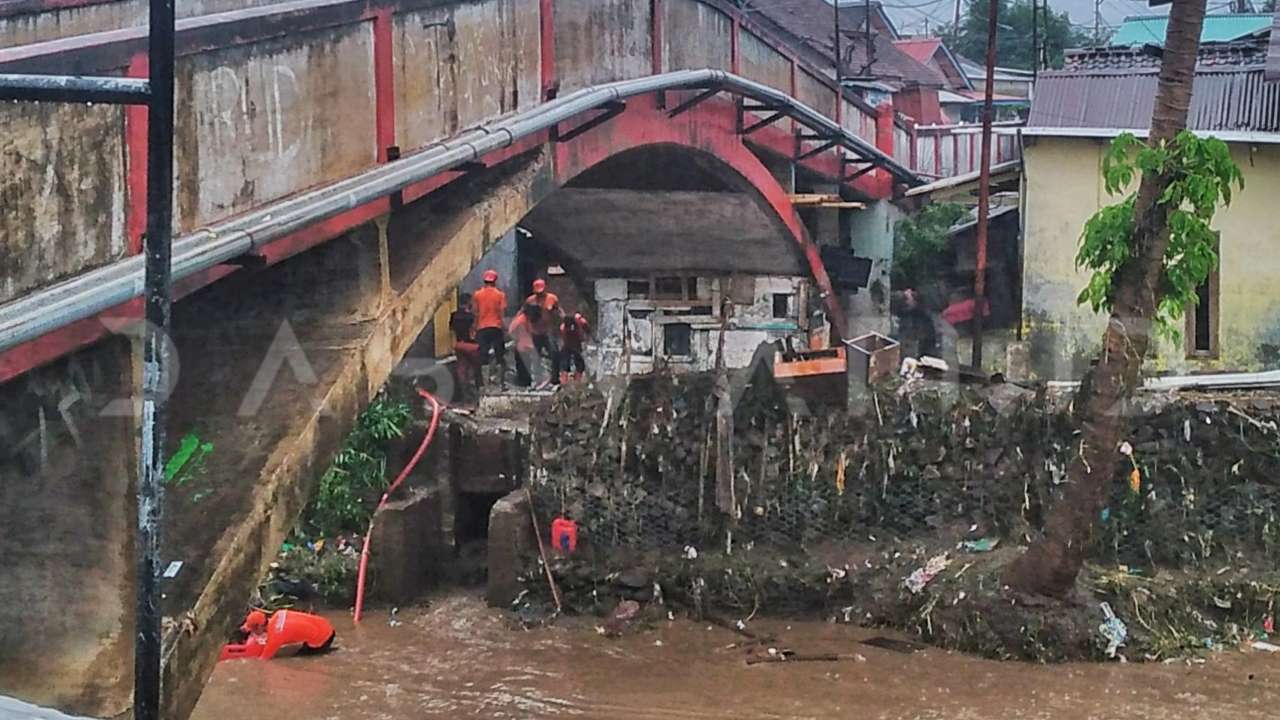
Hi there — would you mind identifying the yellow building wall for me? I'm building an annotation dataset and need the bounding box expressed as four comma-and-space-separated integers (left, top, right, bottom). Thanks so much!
1022, 136, 1280, 379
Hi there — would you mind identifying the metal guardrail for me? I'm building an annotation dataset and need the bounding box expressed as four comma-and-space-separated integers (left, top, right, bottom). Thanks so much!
0, 68, 921, 356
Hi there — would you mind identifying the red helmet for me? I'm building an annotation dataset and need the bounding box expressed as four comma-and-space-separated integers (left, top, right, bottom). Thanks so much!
482, 269, 498, 283
532, 278, 547, 293
241, 609, 268, 634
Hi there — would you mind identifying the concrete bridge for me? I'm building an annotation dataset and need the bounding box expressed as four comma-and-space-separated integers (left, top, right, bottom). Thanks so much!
0, 0, 1004, 716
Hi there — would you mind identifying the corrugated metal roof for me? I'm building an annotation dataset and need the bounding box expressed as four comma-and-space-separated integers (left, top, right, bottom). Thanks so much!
750, 0, 946, 88
1066, 41, 1268, 72
1269, 11, 1280, 82
1029, 67, 1280, 133
1110, 13, 1273, 47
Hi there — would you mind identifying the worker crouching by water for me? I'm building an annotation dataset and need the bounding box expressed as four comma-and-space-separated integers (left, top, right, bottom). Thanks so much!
220, 609, 336, 661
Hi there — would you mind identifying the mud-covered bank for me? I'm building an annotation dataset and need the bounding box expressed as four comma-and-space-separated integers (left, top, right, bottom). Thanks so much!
520, 372, 1280, 661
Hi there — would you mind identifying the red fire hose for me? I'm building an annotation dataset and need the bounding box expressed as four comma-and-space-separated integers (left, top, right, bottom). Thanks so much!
352, 389, 443, 623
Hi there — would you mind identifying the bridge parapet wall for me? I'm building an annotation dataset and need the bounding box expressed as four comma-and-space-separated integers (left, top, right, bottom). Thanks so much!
0, 0, 887, 375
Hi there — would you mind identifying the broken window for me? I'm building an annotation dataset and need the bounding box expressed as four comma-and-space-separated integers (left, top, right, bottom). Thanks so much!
772, 293, 792, 319
663, 323, 692, 357
627, 309, 653, 356
654, 276, 685, 300
627, 280, 651, 299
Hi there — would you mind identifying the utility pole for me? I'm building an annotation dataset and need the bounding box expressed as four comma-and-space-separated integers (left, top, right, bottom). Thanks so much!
1094, 0, 1102, 45
972, 0, 998, 368
865, 0, 875, 74
953, 0, 962, 44
835, 0, 842, 83
1032, 0, 1039, 78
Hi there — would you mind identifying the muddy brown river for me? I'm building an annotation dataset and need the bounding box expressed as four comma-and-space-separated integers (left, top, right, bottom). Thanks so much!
194, 593, 1280, 719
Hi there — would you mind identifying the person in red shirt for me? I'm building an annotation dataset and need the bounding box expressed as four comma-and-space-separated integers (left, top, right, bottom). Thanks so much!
226, 609, 335, 661
525, 279, 562, 382
558, 312, 590, 384
509, 303, 548, 388
470, 270, 508, 387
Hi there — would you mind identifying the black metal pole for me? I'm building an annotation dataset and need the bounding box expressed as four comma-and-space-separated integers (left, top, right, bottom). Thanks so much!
135, 0, 175, 711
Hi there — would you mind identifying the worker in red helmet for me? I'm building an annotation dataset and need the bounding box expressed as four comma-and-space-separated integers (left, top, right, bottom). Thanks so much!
223, 609, 335, 661
470, 269, 508, 388
558, 312, 591, 384
525, 278, 562, 383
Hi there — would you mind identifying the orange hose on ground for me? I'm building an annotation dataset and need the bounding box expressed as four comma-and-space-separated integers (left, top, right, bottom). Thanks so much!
353, 389, 443, 623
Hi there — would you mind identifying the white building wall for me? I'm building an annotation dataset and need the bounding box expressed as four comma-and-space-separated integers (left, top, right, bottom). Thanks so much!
590, 275, 810, 375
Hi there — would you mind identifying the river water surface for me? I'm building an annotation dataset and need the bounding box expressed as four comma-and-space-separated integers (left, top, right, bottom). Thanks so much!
193, 592, 1280, 719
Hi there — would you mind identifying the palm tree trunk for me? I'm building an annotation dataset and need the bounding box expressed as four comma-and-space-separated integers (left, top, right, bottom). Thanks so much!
1005, 0, 1208, 597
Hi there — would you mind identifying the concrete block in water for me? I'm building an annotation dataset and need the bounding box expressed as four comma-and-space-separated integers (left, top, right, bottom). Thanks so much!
369, 487, 444, 604
486, 489, 536, 607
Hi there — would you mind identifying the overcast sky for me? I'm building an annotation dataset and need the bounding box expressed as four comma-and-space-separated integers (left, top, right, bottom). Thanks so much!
868, 0, 1175, 38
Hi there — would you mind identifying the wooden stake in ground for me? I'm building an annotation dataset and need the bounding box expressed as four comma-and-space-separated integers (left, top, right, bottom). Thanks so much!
1007, 0, 1211, 597
714, 298, 736, 516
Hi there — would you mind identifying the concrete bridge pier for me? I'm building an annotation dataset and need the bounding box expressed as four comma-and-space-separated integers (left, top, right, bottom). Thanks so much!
0, 338, 139, 717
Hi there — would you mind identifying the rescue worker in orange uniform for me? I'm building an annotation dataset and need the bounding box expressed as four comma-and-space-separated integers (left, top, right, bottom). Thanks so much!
558, 312, 590, 384
238, 609, 335, 660
509, 302, 548, 388
470, 270, 508, 387
525, 279, 562, 383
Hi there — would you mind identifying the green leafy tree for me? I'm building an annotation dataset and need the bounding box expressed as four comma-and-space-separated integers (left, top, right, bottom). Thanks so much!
306, 396, 413, 537
1075, 131, 1242, 337
1006, 0, 1240, 597
892, 202, 969, 292
943, 0, 1088, 70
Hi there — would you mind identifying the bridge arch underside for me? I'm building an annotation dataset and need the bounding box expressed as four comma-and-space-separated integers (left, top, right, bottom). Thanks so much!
527, 144, 807, 280
0, 103, 836, 719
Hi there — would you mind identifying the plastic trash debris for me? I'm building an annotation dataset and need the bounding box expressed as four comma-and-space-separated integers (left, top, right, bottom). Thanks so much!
682, 545, 699, 560
162, 560, 183, 579
1099, 602, 1127, 658
388, 607, 401, 627
960, 538, 1000, 553
612, 600, 641, 622
1129, 468, 1142, 494
1252, 641, 1280, 653
551, 517, 578, 554
1265, 616, 1275, 634
905, 553, 951, 594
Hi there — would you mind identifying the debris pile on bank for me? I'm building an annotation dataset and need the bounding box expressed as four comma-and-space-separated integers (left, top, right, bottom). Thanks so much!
522, 372, 1280, 661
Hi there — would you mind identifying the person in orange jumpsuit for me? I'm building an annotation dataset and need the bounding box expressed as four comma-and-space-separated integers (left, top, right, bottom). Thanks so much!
558, 312, 590, 384
524, 279, 562, 382
470, 270, 508, 387
239, 609, 336, 660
